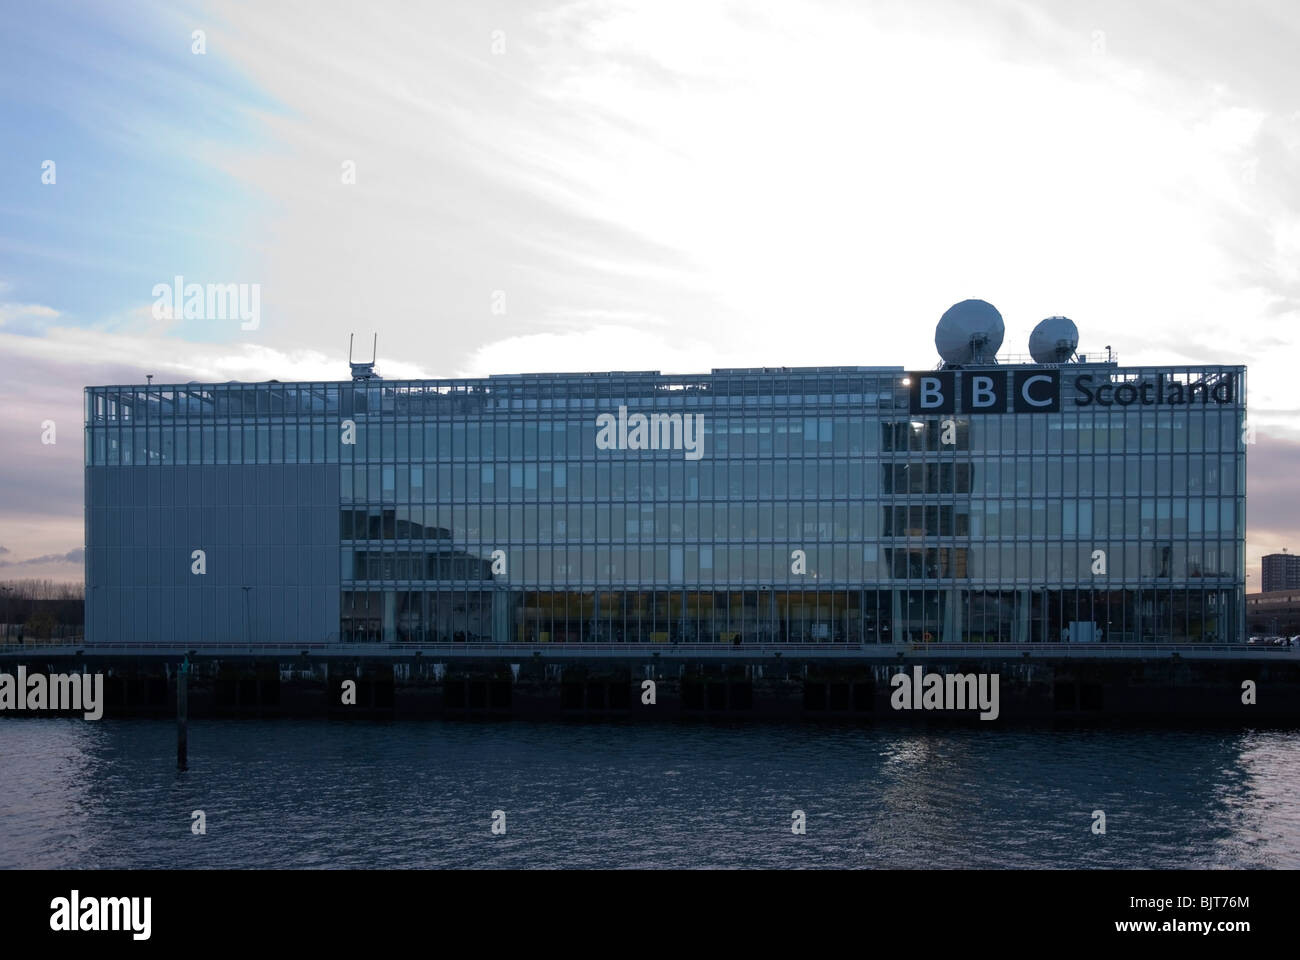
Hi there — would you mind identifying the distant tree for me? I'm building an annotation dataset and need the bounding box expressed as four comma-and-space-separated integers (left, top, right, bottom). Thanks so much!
1, 579, 83, 638
24, 610, 56, 640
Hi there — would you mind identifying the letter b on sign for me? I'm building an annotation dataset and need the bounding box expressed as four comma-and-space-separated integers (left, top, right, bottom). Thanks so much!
909, 372, 954, 414
962, 373, 1004, 412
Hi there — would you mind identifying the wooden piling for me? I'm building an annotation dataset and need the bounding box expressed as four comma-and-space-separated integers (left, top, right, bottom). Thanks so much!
177, 659, 188, 771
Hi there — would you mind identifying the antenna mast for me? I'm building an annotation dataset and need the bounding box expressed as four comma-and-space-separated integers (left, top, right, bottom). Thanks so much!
349, 333, 380, 381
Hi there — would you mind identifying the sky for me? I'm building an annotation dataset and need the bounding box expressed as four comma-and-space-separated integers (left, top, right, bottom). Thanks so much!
1, 0, 1298, 585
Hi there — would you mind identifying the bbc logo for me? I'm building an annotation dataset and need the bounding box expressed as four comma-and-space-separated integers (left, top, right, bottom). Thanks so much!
908, 370, 1060, 414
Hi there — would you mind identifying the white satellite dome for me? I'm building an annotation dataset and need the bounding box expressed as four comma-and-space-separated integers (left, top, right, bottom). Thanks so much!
1028, 316, 1079, 364
935, 299, 1004, 365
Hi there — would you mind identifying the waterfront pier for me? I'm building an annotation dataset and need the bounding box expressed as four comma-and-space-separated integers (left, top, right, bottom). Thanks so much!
4, 641, 1298, 723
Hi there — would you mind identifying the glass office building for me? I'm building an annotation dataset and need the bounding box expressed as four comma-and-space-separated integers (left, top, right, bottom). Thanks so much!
84, 361, 1246, 646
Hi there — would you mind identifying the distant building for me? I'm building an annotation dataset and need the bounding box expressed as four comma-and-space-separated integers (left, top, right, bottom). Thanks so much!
1261, 551, 1300, 593
1245, 590, 1300, 637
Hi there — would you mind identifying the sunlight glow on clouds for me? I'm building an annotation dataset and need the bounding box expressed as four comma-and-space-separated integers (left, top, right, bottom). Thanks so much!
528, 1, 1283, 358
195, 0, 1299, 427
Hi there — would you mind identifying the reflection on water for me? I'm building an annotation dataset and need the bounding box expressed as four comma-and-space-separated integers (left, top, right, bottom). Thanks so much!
2, 719, 1298, 868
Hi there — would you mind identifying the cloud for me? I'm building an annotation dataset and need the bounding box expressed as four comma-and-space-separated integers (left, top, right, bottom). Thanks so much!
183, 0, 1300, 434
0, 301, 60, 332
89, 303, 180, 338
1246, 433, 1300, 534
0, 548, 83, 568
0, 321, 435, 384
458, 324, 717, 378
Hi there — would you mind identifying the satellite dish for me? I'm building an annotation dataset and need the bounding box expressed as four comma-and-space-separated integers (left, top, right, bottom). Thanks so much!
935, 299, 1004, 365
1028, 316, 1079, 364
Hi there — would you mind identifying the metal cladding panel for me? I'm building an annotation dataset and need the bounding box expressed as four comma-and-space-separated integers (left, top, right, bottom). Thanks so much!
85, 463, 339, 645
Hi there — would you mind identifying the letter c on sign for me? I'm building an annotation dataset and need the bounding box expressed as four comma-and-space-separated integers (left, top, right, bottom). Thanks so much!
1021, 374, 1053, 407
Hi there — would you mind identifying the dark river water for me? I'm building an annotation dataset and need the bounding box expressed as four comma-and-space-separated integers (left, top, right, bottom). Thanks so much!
2, 719, 1298, 868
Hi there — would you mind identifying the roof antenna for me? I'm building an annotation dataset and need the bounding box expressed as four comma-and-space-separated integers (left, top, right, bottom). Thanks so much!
349, 333, 380, 381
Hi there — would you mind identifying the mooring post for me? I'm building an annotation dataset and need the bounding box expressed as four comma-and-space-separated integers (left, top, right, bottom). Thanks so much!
177, 656, 189, 771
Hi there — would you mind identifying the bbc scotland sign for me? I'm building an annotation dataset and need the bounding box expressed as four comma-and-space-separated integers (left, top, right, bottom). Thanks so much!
908, 370, 1237, 415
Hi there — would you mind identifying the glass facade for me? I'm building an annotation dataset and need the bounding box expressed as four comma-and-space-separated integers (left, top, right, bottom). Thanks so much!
85, 362, 1247, 645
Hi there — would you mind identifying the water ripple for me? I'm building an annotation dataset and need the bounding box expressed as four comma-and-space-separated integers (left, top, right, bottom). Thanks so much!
1, 719, 1297, 868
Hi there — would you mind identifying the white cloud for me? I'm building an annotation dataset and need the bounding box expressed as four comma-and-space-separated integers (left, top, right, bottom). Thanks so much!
0, 321, 434, 385
183, 0, 1298, 404
0, 302, 60, 327
458, 324, 716, 378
